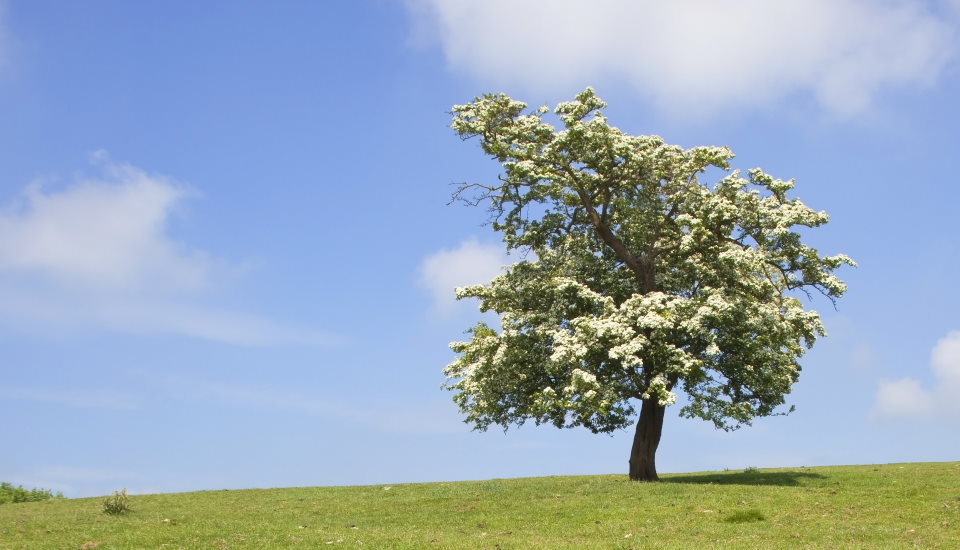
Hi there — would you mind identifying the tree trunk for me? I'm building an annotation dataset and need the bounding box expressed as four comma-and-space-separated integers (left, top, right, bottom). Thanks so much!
628, 398, 666, 481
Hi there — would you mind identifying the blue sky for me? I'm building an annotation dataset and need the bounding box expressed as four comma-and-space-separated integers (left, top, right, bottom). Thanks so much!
1, 0, 958, 498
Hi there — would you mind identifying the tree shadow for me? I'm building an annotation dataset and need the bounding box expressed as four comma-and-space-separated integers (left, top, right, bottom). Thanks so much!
662, 470, 827, 487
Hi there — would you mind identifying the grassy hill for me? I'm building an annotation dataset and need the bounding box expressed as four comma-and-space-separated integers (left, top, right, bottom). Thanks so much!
1, 462, 958, 549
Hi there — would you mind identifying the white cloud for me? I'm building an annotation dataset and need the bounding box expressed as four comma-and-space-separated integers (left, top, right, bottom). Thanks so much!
0, 158, 207, 293
0, 154, 334, 346
872, 331, 960, 419
873, 377, 935, 418
931, 330, 960, 382
931, 330, 960, 415
408, 0, 958, 118
419, 237, 511, 313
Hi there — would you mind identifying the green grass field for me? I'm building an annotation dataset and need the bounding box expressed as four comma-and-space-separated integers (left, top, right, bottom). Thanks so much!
2, 462, 958, 549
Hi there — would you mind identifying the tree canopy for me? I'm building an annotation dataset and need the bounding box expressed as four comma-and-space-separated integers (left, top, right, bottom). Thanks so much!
443, 88, 854, 480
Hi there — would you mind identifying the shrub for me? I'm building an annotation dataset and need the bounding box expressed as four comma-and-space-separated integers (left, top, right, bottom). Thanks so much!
102, 489, 131, 515
0, 482, 64, 504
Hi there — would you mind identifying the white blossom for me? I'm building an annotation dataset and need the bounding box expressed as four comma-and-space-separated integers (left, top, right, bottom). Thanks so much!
444, 88, 852, 439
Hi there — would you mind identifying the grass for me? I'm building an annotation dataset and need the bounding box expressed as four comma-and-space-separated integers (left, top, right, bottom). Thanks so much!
1, 462, 958, 549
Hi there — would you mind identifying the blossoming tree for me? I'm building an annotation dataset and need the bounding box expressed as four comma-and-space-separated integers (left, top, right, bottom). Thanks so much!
443, 89, 854, 481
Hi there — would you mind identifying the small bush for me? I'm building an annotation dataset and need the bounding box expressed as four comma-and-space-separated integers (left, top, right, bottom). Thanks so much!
723, 508, 766, 523
743, 466, 760, 474
102, 489, 131, 515
0, 482, 64, 504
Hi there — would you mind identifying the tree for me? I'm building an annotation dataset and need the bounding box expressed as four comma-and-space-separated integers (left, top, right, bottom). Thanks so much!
442, 89, 854, 481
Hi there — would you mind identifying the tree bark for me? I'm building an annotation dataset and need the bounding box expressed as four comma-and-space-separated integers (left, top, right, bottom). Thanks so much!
628, 398, 666, 481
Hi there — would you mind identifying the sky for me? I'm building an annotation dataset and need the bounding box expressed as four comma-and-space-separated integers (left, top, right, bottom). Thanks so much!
0, 0, 958, 498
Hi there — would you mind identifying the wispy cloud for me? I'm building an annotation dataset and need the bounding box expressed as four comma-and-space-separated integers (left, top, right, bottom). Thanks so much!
0, 1, 9, 73
408, 0, 958, 118
0, 287, 337, 346
872, 330, 960, 420
850, 343, 878, 370
419, 238, 511, 314
0, 153, 335, 346
0, 386, 138, 409
147, 370, 465, 436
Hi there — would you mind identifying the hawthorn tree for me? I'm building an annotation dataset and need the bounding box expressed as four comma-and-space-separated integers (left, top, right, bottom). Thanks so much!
443, 89, 853, 481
